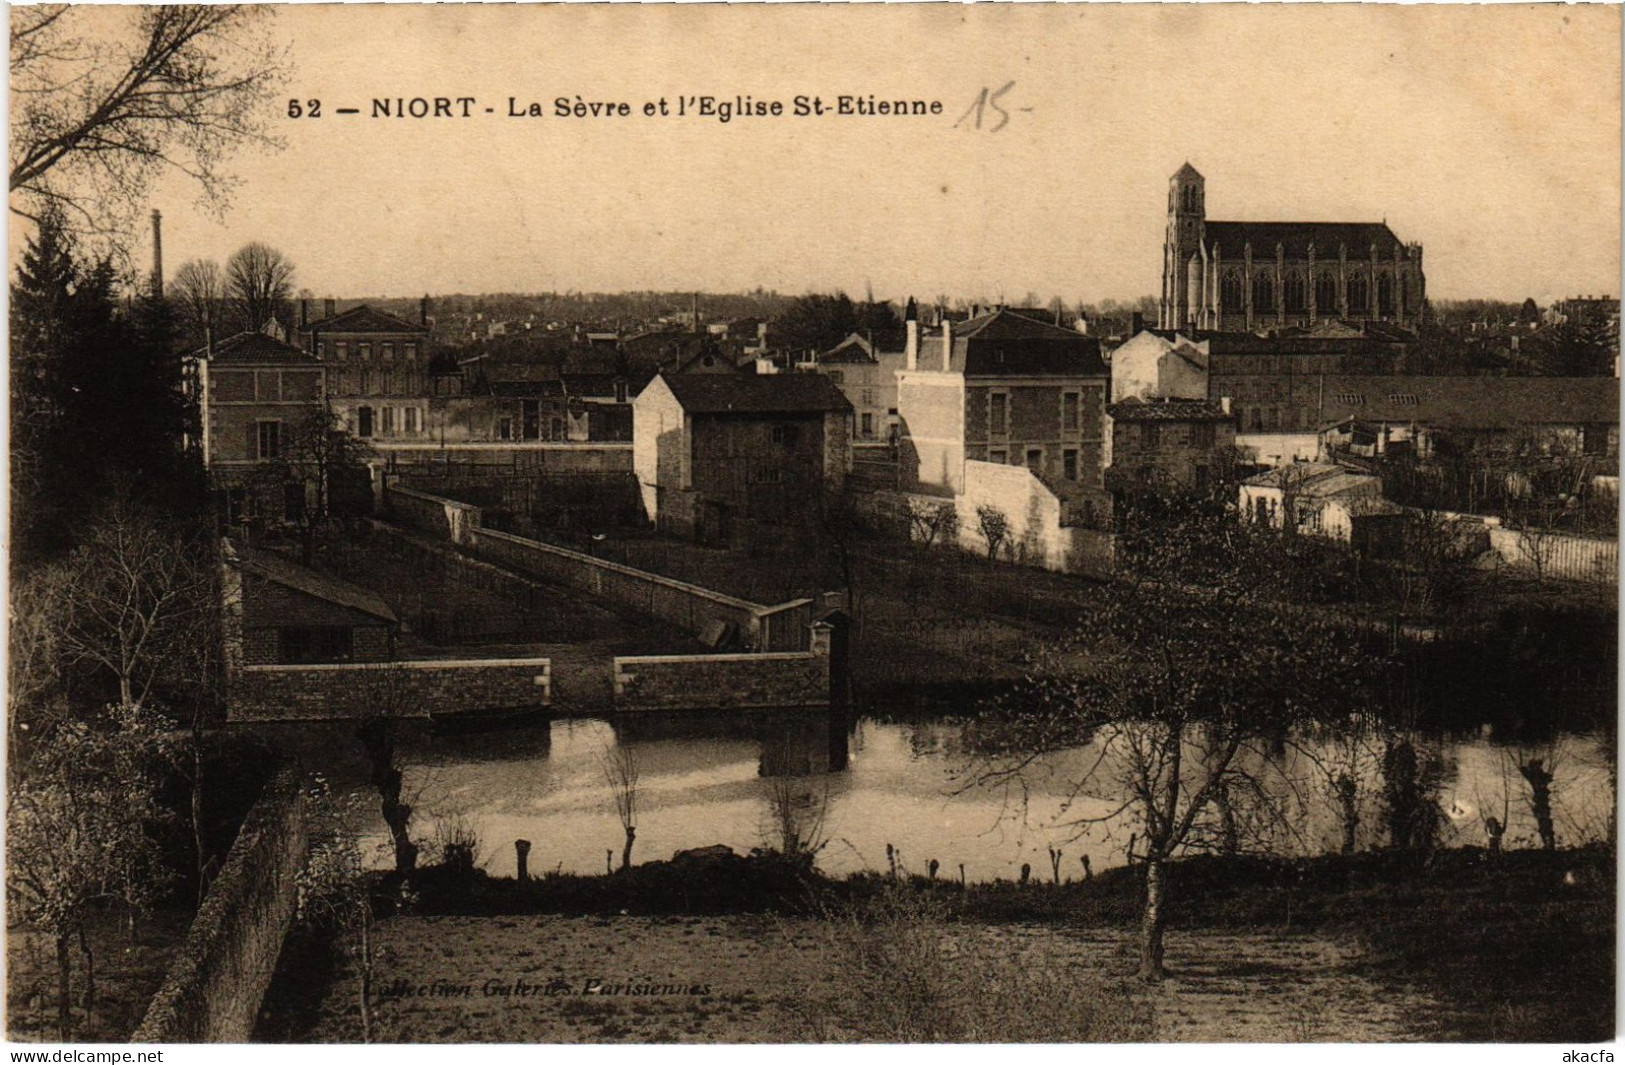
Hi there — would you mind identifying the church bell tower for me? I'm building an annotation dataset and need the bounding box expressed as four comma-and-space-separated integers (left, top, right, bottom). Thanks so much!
1162, 163, 1205, 329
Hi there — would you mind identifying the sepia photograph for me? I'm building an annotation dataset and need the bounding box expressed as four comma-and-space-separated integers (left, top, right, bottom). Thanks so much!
4, 1, 1620, 1050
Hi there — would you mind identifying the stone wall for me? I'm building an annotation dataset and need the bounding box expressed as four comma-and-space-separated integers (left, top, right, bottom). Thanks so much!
1485, 523, 1618, 584
373, 440, 633, 474
614, 651, 828, 710
133, 764, 307, 1043
386, 485, 484, 546
466, 526, 805, 650
227, 657, 552, 722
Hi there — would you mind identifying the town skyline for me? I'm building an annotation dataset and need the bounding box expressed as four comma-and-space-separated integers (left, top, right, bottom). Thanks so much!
87, 4, 1620, 308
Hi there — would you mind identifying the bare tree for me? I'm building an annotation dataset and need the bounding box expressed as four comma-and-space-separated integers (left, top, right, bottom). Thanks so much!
170, 258, 227, 349
602, 745, 639, 872
225, 241, 295, 333
48, 495, 213, 710
975, 504, 1009, 562
9, 6, 287, 252
964, 503, 1380, 981
906, 498, 959, 548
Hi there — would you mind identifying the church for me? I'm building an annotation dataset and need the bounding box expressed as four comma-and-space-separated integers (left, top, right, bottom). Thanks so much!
1158, 164, 1426, 333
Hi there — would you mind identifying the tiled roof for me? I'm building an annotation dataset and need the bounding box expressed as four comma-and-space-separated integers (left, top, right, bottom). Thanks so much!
956, 307, 1086, 342
195, 331, 317, 365
1107, 397, 1233, 422
1316, 375, 1620, 429
302, 304, 427, 335
657, 372, 852, 414
231, 541, 398, 624
1204, 221, 1409, 261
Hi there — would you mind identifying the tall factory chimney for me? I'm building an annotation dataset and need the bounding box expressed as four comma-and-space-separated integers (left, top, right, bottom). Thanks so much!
150, 210, 164, 298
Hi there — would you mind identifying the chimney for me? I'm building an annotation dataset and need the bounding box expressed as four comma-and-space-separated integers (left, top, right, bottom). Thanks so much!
420, 294, 430, 326
325, 298, 336, 319
149, 210, 164, 298
904, 297, 919, 370
1130, 312, 1144, 335
940, 318, 953, 371
1220, 396, 1232, 416
300, 298, 309, 327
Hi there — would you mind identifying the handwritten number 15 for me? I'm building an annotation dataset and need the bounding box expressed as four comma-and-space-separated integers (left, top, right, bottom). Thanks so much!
954, 81, 1015, 132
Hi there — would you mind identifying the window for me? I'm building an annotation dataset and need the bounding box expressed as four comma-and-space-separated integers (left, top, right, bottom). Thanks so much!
279, 626, 354, 665
404, 342, 418, 361
771, 424, 801, 446
1347, 274, 1369, 313
1249, 408, 1264, 432
1220, 273, 1244, 314
404, 407, 420, 434
1142, 423, 1161, 449
1026, 448, 1043, 472
1062, 391, 1080, 432
861, 388, 876, 407
615, 380, 628, 403
359, 369, 373, 395
358, 342, 373, 360
1315, 272, 1339, 314
382, 406, 396, 434
498, 417, 513, 441
356, 406, 374, 438
1063, 448, 1079, 481
1377, 274, 1394, 316
256, 420, 281, 459
860, 412, 874, 438
335, 341, 348, 361
989, 392, 1009, 435
1284, 274, 1307, 314
1191, 422, 1215, 449
381, 342, 395, 361
1252, 273, 1276, 315
988, 448, 1007, 464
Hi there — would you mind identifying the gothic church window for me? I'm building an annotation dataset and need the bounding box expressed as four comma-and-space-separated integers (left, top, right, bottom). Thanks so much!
1378, 274, 1394, 316
1284, 274, 1307, 314
1348, 274, 1370, 314
1220, 273, 1244, 315
1252, 274, 1276, 315
1315, 272, 1339, 314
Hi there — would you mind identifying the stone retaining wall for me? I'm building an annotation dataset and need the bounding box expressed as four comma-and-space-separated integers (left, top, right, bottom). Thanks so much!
227, 657, 552, 722
133, 765, 307, 1043
613, 651, 828, 710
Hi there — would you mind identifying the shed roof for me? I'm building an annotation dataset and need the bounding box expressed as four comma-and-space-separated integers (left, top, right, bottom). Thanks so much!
196, 331, 318, 365
231, 541, 398, 624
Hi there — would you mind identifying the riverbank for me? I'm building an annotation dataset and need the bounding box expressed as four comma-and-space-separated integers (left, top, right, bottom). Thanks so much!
259, 844, 1613, 1043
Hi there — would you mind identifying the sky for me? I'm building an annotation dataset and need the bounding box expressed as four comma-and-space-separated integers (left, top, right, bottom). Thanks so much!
55, 4, 1625, 306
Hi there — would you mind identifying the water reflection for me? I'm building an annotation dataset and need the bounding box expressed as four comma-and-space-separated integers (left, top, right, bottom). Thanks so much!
249, 713, 1614, 884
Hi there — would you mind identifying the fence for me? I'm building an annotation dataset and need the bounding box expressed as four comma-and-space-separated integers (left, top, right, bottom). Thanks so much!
133, 765, 307, 1043
1485, 523, 1618, 583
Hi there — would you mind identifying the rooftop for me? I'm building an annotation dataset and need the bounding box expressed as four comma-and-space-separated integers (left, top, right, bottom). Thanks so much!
303, 304, 428, 335
230, 540, 399, 624
1107, 397, 1233, 422
194, 331, 317, 365
655, 371, 852, 415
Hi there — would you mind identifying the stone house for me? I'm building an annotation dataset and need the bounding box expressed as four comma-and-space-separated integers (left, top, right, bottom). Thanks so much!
1238, 462, 1391, 542
633, 371, 853, 543
184, 330, 328, 524
1105, 396, 1239, 501
225, 540, 399, 666
297, 302, 431, 443
896, 307, 1109, 523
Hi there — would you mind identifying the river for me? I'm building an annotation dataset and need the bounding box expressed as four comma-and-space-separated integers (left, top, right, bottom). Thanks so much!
256, 710, 1613, 883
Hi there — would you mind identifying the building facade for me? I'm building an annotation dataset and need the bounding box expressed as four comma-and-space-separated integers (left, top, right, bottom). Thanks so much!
812, 332, 906, 443
1159, 164, 1426, 333
298, 303, 431, 443
633, 372, 852, 543
1105, 397, 1238, 501
185, 330, 329, 522
896, 308, 1109, 522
